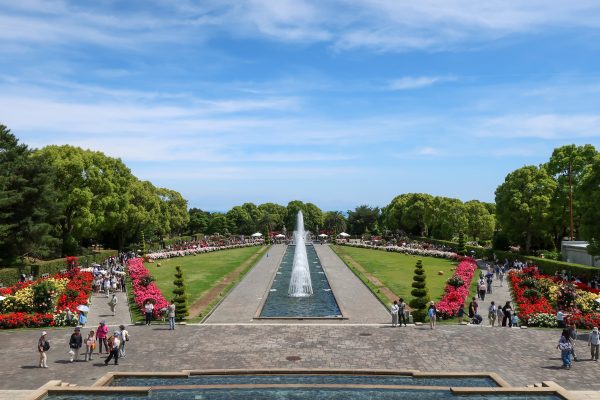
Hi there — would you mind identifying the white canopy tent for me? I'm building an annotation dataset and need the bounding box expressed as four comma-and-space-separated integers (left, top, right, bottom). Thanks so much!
275, 234, 286, 238
251, 232, 263, 237
318, 233, 328, 238
338, 232, 351, 237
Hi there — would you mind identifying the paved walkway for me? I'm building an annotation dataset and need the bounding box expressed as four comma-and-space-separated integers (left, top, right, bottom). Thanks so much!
0, 324, 597, 391
472, 262, 513, 326
205, 244, 390, 324
85, 288, 131, 328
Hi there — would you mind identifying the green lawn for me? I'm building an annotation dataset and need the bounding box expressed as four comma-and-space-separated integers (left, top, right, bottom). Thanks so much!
149, 246, 265, 305
332, 245, 459, 304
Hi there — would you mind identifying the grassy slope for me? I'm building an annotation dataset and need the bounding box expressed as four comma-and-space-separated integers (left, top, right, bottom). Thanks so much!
150, 246, 264, 305
332, 245, 458, 303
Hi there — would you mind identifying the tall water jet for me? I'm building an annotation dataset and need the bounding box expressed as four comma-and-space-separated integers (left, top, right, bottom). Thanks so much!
288, 211, 313, 297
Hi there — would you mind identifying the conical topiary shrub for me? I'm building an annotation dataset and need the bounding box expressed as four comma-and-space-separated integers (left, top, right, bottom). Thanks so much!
457, 231, 466, 256
409, 259, 430, 322
172, 266, 189, 320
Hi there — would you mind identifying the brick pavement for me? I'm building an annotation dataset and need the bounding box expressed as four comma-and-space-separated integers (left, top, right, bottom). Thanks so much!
0, 324, 598, 391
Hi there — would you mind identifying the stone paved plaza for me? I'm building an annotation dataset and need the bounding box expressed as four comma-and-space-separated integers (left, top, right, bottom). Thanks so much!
0, 323, 598, 392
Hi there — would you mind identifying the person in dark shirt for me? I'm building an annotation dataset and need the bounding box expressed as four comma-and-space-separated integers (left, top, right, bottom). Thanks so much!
69, 326, 83, 362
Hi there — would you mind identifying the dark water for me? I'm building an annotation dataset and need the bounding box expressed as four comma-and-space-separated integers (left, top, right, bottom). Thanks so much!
111, 374, 498, 387
259, 244, 342, 318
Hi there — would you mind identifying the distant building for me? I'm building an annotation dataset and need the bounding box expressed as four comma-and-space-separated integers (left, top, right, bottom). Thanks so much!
561, 241, 600, 267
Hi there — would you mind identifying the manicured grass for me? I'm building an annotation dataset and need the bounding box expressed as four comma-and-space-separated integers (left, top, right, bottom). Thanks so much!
149, 246, 265, 307
332, 245, 458, 304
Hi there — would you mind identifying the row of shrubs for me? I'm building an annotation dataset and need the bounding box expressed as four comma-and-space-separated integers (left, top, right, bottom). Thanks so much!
413, 236, 599, 279
0, 250, 117, 287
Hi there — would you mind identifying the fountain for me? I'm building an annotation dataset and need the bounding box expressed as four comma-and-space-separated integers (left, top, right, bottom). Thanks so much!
288, 211, 313, 297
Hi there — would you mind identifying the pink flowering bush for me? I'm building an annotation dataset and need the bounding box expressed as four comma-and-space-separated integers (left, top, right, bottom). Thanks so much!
436, 258, 477, 318
127, 258, 168, 318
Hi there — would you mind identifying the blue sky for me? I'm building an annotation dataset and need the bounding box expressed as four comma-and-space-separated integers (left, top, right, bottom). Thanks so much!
2, 1, 600, 211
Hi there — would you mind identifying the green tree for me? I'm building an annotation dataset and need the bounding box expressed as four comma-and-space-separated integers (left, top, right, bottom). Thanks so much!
409, 259, 429, 322
495, 165, 556, 254
188, 208, 210, 234
207, 213, 232, 235
227, 206, 253, 234
258, 203, 287, 231
579, 154, 600, 256
172, 266, 189, 320
157, 188, 189, 237
0, 125, 59, 264
384, 193, 433, 236
347, 205, 380, 236
323, 211, 347, 234
465, 200, 495, 242
545, 144, 597, 246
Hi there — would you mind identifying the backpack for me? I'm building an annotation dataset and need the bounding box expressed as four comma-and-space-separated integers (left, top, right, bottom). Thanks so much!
42, 340, 50, 351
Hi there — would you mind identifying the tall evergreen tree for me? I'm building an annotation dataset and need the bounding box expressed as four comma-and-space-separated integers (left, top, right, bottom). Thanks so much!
409, 259, 430, 322
172, 266, 189, 320
0, 125, 58, 264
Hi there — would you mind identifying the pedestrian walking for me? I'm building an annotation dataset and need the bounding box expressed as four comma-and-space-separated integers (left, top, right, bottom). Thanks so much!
38, 331, 49, 368
96, 320, 109, 354
486, 276, 493, 294
496, 304, 504, 326
558, 329, 573, 369
68, 326, 83, 362
502, 301, 513, 327
588, 327, 600, 361
104, 331, 121, 366
478, 279, 487, 301
398, 298, 407, 327
488, 301, 497, 326
568, 324, 578, 361
65, 308, 73, 325
119, 325, 129, 358
144, 300, 154, 326
168, 300, 176, 330
498, 269, 504, 287
428, 301, 437, 330
108, 294, 118, 316
84, 330, 95, 361
391, 301, 399, 327
78, 311, 87, 327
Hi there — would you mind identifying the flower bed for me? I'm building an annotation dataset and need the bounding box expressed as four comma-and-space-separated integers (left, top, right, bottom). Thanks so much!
146, 242, 261, 260
0, 270, 93, 329
128, 258, 168, 318
339, 242, 461, 261
509, 266, 600, 328
436, 258, 478, 318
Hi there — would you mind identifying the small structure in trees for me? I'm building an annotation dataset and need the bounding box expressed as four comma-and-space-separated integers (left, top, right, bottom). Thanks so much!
172, 266, 189, 320
409, 259, 430, 322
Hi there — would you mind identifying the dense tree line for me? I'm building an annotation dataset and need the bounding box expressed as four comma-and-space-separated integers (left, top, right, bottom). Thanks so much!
0, 125, 188, 265
495, 144, 599, 254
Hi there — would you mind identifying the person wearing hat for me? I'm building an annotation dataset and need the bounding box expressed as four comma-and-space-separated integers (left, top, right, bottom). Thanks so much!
38, 331, 49, 368
68, 326, 83, 362
589, 327, 600, 361
96, 320, 109, 355
104, 330, 121, 366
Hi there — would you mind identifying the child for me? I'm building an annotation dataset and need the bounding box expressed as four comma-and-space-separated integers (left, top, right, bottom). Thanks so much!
511, 313, 519, 328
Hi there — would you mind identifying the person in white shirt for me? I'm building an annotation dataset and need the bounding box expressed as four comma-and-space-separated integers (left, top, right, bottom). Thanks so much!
168, 301, 176, 330
144, 301, 154, 326
118, 325, 129, 358
390, 301, 399, 327
104, 331, 121, 366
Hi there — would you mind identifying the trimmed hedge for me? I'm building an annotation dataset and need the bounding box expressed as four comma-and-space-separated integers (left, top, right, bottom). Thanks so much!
0, 249, 117, 286
413, 236, 599, 278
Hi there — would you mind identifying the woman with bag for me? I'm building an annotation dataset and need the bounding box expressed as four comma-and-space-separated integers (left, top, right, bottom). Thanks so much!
84, 330, 95, 361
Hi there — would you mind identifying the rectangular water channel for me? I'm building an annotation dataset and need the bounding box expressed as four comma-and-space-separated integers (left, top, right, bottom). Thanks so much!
110, 374, 500, 387
259, 244, 342, 318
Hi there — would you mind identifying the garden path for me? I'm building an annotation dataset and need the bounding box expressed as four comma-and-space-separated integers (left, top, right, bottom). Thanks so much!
84, 288, 131, 328
472, 260, 513, 326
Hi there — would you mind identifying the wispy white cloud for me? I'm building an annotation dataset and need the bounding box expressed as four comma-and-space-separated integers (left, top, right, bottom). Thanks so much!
478, 114, 600, 139
388, 76, 453, 90
3, 1, 600, 52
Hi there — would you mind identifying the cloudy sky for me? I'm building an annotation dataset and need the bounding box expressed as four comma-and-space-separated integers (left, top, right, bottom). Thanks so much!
2, 1, 600, 211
